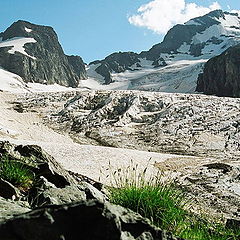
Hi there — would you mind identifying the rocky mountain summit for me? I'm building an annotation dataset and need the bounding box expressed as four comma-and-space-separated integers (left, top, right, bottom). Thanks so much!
86, 10, 240, 95
197, 43, 240, 97
143, 10, 240, 60
0, 20, 86, 87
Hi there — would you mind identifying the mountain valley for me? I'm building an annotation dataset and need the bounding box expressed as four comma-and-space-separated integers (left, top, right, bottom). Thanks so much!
0, 9, 239, 240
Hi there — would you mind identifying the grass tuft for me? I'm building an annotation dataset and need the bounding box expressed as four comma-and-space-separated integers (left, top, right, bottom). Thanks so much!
0, 155, 35, 191
108, 161, 240, 240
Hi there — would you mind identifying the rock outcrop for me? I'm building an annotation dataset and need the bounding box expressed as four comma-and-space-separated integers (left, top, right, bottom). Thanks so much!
89, 52, 140, 84
0, 140, 183, 240
178, 162, 240, 220
196, 44, 240, 97
0, 199, 182, 240
0, 20, 87, 87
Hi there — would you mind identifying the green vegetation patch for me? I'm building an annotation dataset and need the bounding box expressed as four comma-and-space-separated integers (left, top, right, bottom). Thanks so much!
108, 163, 240, 240
0, 155, 35, 191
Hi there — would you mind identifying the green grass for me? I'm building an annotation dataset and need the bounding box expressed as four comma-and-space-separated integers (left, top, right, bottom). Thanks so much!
108, 162, 240, 240
0, 155, 35, 191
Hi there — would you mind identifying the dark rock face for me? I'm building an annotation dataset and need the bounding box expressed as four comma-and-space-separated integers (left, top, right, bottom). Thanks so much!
0, 199, 181, 240
196, 44, 240, 97
0, 20, 87, 87
90, 52, 140, 84
0, 178, 19, 199
66, 55, 86, 79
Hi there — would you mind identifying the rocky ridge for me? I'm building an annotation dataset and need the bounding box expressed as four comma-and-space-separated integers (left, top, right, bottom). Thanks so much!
0, 20, 87, 87
87, 10, 240, 92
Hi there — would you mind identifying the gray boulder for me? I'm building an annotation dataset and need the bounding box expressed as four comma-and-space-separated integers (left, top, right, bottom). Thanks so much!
0, 197, 30, 222
29, 179, 107, 207
0, 199, 182, 240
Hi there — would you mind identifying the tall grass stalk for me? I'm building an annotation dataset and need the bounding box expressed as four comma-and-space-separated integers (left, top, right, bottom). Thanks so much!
107, 161, 240, 240
0, 155, 35, 191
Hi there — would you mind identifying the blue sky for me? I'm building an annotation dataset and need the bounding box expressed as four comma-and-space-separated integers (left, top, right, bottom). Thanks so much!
0, 0, 239, 63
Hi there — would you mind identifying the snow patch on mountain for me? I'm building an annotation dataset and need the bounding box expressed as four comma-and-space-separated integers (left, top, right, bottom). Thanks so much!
25, 27, 32, 33
221, 13, 240, 30
0, 37, 37, 59
128, 59, 207, 93
0, 67, 80, 93
86, 64, 105, 84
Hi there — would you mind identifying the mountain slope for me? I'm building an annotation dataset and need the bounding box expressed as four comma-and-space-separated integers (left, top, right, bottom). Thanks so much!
143, 10, 240, 60
0, 20, 87, 87
85, 10, 240, 93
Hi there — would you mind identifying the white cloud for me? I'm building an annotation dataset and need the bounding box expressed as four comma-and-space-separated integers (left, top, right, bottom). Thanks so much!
128, 0, 221, 34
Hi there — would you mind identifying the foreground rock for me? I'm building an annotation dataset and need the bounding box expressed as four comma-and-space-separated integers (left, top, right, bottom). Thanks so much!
0, 199, 182, 240
0, 197, 30, 222
0, 140, 183, 240
196, 44, 240, 97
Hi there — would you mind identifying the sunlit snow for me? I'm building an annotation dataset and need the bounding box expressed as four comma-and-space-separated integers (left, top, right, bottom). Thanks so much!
0, 68, 28, 93
25, 27, 33, 33
0, 37, 37, 59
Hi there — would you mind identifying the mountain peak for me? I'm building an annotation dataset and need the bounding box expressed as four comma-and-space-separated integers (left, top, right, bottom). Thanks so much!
2, 20, 56, 42
86, 9, 240, 93
143, 9, 240, 60
0, 20, 87, 87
